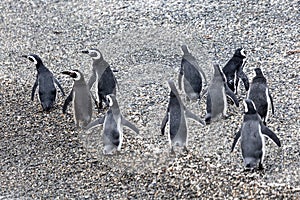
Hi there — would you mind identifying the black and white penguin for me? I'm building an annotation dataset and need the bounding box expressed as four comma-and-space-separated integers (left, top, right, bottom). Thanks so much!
231, 99, 281, 170
248, 68, 274, 125
62, 70, 93, 128
178, 45, 207, 101
204, 64, 239, 124
161, 80, 205, 155
22, 54, 65, 111
85, 94, 139, 155
82, 48, 117, 110
222, 48, 249, 94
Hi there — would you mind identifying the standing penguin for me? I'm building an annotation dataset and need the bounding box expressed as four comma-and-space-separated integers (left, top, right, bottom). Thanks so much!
22, 54, 65, 111
231, 99, 281, 170
85, 94, 139, 155
222, 48, 249, 94
62, 69, 93, 128
81, 48, 117, 110
248, 68, 274, 125
161, 80, 205, 155
178, 45, 207, 101
205, 64, 239, 124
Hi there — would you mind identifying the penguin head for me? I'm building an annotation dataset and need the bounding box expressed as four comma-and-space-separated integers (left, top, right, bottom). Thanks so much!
243, 99, 257, 114
81, 48, 102, 60
22, 54, 43, 66
213, 64, 227, 82
254, 68, 264, 77
234, 48, 246, 58
61, 69, 82, 81
167, 80, 180, 97
106, 94, 118, 108
181, 45, 190, 54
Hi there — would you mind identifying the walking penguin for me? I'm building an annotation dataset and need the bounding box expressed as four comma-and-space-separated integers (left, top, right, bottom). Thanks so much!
222, 48, 249, 94
248, 68, 274, 125
161, 80, 205, 155
178, 45, 207, 101
62, 69, 92, 128
231, 99, 281, 170
81, 48, 117, 110
204, 64, 239, 124
22, 54, 65, 111
85, 94, 139, 155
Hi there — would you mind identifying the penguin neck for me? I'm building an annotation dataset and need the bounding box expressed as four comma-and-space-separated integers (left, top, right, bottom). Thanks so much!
244, 110, 257, 115
109, 106, 121, 117
243, 113, 260, 122
73, 79, 86, 86
36, 63, 48, 72
253, 75, 266, 83
92, 56, 103, 63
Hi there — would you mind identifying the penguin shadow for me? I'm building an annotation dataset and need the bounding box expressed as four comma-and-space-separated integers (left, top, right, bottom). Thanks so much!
242, 166, 266, 175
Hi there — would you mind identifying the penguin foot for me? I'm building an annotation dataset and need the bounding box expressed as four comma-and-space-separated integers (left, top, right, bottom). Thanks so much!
170, 148, 176, 156
258, 163, 264, 170
204, 115, 211, 125
183, 146, 189, 154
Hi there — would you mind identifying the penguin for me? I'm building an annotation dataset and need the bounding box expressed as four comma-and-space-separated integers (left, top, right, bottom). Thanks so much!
22, 54, 65, 111
85, 94, 139, 155
161, 80, 205, 155
178, 45, 207, 101
205, 64, 239, 124
231, 99, 281, 170
248, 68, 274, 125
62, 69, 93, 128
81, 48, 117, 110
222, 48, 249, 94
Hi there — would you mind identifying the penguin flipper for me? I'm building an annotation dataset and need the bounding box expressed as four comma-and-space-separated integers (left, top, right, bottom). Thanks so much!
199, 67, 207, 85
261, 125, 281, 147
113, 74, 119, 91
206, 92, 212, 113
178, 64, 184, 90
62, 90, 73, 114
88, 70, 96, 90
161, 112, 169, 135
31, 79, 38, 101
121, 117, 139, 134
185, 109, 205, 126
225, 84, 239, 107
54, 78, 65, 96
231, 130, 241, 152
238, 70, 249, 91
89, 91, 99, 109
84, 117, 105, 130
269, 91, 275, 115
204, 92, 212, 124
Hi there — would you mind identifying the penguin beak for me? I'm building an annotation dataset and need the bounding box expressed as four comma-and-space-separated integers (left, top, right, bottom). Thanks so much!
61, 71, 72, 76
61, 71, 77, 79
81, 50, 89, 54
21, 55, 28, 58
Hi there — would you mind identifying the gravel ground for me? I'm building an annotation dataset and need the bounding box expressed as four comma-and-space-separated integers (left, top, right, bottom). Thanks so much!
0, 0, 299, 199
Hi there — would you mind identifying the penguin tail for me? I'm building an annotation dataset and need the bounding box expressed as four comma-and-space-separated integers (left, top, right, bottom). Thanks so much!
42, 102, 54, 112
204, 114, 211, 125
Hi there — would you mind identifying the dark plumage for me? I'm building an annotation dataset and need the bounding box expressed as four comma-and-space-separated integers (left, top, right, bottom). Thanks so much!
248, 68, 274, 125
22, 54, 65, 111
178, 45, 207, 101
82, 48, 117, 110
222, 48, 249, 94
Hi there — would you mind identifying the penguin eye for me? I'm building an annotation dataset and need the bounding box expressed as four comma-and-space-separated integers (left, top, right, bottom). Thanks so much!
28, 56, 38, 65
